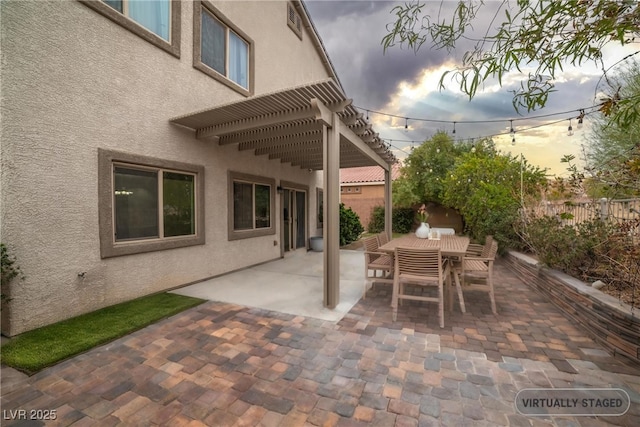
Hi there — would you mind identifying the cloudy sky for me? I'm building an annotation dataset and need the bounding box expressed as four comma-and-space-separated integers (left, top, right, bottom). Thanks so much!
303, 0, 637, 176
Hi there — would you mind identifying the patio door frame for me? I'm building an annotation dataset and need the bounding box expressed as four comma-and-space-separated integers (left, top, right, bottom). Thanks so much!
280, 180, 309, 256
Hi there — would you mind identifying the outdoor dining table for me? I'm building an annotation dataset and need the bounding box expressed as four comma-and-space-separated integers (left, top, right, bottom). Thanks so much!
378, 234, 470, 313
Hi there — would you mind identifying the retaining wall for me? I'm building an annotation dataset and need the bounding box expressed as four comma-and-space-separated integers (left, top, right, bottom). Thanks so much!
504, 251, 639, 365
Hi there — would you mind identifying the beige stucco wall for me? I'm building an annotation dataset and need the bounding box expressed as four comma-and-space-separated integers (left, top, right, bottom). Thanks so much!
0, 0, 327, 335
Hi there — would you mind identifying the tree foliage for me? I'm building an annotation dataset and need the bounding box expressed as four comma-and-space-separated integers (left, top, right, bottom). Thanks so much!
442, 147, 547, 247
393, 131, 471, 207
393, 133, 546, 248
382, 0, 640, 126
584, 60, 640, 197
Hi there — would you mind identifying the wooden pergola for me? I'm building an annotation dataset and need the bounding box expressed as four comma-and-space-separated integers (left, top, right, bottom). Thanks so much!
170, 79, 396, 308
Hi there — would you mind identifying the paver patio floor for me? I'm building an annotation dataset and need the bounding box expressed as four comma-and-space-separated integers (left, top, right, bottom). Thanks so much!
1, 260, 639, 426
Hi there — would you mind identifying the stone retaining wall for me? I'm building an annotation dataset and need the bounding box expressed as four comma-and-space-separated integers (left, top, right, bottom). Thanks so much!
504, 251, 639, 365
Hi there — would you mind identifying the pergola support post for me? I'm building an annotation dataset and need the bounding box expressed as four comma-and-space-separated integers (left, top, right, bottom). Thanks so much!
323, 113, 340, 308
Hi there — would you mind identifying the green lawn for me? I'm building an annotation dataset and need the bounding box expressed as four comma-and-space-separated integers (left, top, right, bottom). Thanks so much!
0, 293, 205, 374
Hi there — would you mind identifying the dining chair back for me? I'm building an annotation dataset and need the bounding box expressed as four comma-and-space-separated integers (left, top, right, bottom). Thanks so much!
377, 232, 389, 246
363, 235, 393, 299
392, 247, 451, 328
462, 240, 498, 314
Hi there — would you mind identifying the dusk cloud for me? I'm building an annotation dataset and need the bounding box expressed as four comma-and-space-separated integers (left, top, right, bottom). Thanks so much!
304, 0, 630, 175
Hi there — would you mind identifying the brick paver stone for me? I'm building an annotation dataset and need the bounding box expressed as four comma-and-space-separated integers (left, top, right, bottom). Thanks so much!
1, 262, 638, 426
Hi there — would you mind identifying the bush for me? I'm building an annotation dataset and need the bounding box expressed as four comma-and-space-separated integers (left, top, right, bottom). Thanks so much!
368, 206, 385, 233
1, 243, 23, 302
393, 207, 415, 234
340, 203, 364, 246
462, 184, 521, 251
367, 206, 414, 234
519, 215, 639, 307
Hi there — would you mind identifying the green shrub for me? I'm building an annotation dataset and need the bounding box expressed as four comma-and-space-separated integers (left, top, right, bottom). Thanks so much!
462, 184, 521, 251
367, 206, 414, 234
393, 207, 415, 234
340, 203, 364, 246
520, 215, 637, 291
1, 243, 23, 302
368, 206, 385, 233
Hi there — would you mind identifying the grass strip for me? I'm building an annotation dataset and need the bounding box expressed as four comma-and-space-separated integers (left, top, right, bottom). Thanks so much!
1, 293, 205, 374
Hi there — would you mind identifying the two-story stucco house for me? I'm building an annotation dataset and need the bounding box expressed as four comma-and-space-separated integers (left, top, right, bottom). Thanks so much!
0, 0, 395, 336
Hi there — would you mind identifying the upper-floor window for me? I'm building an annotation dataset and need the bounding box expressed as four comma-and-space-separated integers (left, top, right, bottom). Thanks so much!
104, 0, 170, 40
194, 1, 254, 96
79, 0, 181, 57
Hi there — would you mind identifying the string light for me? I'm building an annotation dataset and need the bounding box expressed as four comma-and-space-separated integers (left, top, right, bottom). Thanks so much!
405, 118, 409, 132
577, 109, 585, 129
452, 122, 456, 135
358, 103, 604, 126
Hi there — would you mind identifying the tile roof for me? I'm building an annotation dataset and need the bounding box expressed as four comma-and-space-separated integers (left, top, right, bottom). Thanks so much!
340, 163, 401, 184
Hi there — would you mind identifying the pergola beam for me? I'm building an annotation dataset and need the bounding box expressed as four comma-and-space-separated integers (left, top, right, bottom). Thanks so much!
199, 98, 332, 140
338, 123, 389, 170
251, 136, 322, 154
226, 122, 320, 146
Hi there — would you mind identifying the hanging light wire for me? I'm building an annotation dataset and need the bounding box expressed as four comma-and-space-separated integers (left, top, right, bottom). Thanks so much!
355, 103, 602, 125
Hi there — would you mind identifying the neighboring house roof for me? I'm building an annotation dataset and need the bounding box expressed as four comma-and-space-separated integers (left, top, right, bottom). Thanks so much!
340, 164, 401, 184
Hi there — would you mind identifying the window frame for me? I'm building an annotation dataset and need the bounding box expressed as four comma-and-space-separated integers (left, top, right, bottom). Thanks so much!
193, 0, 254, 97
79, 0, 181, 58
228, 171, 275, 241
316, 188, 323, 229
99, 149, 205, 258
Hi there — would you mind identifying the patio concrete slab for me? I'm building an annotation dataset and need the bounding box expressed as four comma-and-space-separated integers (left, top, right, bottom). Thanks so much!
170, 249, 365, 322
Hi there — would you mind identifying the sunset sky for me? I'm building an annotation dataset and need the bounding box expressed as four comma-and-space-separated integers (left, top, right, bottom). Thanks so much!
304, 0, 638, 176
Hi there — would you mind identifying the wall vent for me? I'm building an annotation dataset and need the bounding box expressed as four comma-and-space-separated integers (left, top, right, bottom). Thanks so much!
287, 3, 302, 40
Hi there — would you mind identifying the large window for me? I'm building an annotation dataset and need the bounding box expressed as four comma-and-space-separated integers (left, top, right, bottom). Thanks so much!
228, 172, 275, 240
79, 0, 181, 57
194, 1, 254, 96
113, 167, 195, 241
99, 150, 204, 258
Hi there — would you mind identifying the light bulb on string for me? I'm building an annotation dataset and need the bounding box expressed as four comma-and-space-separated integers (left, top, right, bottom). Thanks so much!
452, 122, 456, 135
577, 109, 585, 129
405, 118, 408, 132
510, 120, 515, 135
366, 110, 369, 121
568, 119, 574, 136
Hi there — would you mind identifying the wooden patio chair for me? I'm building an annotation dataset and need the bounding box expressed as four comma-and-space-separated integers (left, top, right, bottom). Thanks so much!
461, 239, 498, 314
392, 247, 451, 328
377, 232, 389, 246
363, 235, 393, 299
464, 235, 493, 258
